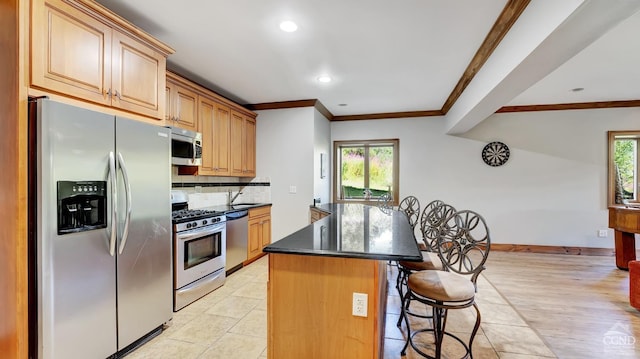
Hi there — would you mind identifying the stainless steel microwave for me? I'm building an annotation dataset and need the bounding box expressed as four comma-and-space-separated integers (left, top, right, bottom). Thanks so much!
169, 127, 202, 166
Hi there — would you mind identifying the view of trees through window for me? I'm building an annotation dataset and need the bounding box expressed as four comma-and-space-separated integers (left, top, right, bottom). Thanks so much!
615, 139, 637, 200
335, 140, 398, 203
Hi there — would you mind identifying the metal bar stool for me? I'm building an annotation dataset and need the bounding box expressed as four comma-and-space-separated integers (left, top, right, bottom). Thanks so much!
401, 210, 491, 359
395, 201, 456, 326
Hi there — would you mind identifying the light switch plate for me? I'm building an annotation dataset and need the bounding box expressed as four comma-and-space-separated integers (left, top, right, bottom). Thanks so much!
289, 185, 297, 194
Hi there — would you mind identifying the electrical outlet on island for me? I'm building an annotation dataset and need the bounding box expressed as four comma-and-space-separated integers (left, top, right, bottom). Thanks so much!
352, 292, 368, 317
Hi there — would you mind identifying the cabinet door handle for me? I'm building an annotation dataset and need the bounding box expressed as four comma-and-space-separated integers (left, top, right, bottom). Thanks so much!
114, 90, 122, 100
105, 88, 112, 98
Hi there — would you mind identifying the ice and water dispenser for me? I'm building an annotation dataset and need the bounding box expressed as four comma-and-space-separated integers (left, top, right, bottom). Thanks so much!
57, 180, 107, 234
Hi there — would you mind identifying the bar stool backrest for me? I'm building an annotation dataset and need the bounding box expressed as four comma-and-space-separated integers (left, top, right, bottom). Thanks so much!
377, 193, 393, 213
420, 202, 456, 251
435, 210, 491, 286
419, 200, 445, 235
398, 196, 420, 229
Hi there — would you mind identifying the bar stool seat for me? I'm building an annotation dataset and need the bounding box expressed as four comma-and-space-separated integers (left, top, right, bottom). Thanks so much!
408, 270, 475, 302
399, 252, 443, 272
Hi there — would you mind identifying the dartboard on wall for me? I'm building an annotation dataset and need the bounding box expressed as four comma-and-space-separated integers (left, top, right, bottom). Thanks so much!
481, 141, 510, 167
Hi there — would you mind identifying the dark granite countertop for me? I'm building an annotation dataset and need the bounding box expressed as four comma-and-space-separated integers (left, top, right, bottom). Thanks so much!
264, 203, 422, 262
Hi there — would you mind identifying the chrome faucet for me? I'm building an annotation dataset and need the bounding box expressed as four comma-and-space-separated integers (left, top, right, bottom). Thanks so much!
228, 190, 243, 205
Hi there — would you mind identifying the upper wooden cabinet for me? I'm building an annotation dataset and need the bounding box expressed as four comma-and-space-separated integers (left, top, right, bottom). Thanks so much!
212, 103, 232, 175
166, 75, 198, 131
197, 96, 231, 176
171, 72, 257, 177
231, 111, 256, 177
30, 0, 174, 120
245, 117, 257, 177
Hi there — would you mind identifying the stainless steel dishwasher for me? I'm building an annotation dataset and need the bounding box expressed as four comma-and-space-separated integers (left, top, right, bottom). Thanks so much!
225, 209, 248, 274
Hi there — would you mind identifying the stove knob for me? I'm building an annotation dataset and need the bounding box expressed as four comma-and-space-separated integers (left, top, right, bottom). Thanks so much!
192, 222, 198, 228
215, 217, 220, 223
202, 220, 208, 225
186, 223, 192, 229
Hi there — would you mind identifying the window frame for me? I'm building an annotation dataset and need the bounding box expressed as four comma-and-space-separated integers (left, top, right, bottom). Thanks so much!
608, 131, 640, 206
333, 139, 399, 206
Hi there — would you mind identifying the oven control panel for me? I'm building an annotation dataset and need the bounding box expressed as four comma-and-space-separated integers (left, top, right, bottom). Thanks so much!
174, 215, 226, 233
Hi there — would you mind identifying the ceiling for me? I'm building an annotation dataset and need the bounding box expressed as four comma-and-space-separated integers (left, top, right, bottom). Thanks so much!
95, 0, 640, 128
508, 7, 640, 106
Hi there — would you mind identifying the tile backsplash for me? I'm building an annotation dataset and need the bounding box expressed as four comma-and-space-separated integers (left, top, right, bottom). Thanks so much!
171, 166, 271, 209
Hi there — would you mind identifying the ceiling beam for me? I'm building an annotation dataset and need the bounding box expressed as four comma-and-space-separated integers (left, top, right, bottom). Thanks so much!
444, 0, 640, 134
440, 0, 530, 115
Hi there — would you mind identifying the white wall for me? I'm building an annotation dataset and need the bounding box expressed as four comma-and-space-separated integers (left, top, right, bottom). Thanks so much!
256, 107, 315, 241
313, 109, 331, 203
332, 107, 640, 249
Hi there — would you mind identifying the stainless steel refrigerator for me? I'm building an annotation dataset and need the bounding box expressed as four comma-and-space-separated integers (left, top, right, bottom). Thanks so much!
30, 98, 173, 358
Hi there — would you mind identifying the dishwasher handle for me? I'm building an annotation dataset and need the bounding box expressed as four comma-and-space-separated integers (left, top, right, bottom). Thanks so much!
226, 210, 248, 220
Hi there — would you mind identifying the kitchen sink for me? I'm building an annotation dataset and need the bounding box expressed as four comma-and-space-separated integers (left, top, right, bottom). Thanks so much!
230, 203, 259, 209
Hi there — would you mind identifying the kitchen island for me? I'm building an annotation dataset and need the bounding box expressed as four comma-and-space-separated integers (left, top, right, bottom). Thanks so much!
263, 203, 422, 359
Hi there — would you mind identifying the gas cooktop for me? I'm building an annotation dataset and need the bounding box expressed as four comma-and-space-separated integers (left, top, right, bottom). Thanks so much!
171, 209, 223, 223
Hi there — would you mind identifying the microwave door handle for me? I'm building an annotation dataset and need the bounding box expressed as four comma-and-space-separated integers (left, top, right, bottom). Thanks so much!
108, 151, 117, 256
117, 152, 132, 254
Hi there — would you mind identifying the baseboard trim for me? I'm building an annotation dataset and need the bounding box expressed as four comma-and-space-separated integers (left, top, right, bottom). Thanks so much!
244, 252, 267, 266
491, 244, 616, 256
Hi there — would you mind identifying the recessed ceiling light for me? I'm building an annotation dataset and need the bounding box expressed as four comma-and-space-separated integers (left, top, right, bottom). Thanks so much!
279, 21, 298, 32
338, 103, 348, 107
570, 87, 584, 92
317, 75, 332, 83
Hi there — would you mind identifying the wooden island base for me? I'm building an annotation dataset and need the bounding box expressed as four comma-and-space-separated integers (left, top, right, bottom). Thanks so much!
267, 253, 387, 359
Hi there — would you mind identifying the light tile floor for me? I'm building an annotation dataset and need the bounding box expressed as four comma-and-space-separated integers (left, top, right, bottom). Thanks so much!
127, 255, 556, 358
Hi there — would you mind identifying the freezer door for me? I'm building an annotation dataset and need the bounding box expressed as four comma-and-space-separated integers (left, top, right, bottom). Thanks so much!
36, 99, 117, 359
115, 118, 172, 349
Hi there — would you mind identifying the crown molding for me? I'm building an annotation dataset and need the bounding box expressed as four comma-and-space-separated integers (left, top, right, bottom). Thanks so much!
496, 100, 640, 113
332, 110, 444, 121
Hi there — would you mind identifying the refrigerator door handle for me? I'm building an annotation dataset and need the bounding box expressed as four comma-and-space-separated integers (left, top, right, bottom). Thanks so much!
108, 151, 117, 256
117, 152, 133, 254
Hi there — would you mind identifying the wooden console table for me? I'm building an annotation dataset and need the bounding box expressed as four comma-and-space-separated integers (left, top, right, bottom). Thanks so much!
608, 206, 640, 270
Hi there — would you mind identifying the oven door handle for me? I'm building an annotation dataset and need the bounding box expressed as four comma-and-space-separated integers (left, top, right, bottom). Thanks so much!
176, 224, 225, 241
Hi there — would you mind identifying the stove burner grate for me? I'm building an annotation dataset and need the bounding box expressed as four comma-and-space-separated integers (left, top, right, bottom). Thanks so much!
172, 209, 221, 222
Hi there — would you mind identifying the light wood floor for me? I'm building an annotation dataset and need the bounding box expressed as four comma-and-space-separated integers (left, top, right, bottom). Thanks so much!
127, 252, 639, 359
482, 251, 640, 359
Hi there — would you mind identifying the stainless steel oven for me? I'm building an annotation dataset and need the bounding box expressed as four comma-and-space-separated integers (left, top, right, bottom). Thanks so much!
172, 203, 226, 311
